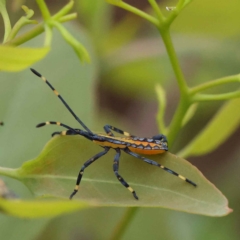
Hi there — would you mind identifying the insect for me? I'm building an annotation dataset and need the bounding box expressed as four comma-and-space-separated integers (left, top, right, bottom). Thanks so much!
30, 68, 197, 200
0, 122, 3, 126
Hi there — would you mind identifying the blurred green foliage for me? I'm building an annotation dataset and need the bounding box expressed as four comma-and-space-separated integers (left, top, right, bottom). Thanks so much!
0, 0, 240, 240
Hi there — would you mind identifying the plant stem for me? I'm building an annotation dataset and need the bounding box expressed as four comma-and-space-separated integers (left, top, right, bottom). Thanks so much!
51, 20, 90, 62
58, 13, 77, 23
4, 14, 76, 47
0, 167, 20, 180
43, 24, 52, 47
158, 28, 190, 146
0, 3, 12, 43
160, 29, 188, 95
148, 0, 165, 23
108, 1, 159, 26
6, 8, 37, 42
190, 74, 240, 94
192, 91, 240, 102
52, 0, 74, 20
107, 3, 193, 239
4, 23, 45, 46
167, 97, 190, 147
36, 0, 51, 20
156, 84, 167, 134
109, 207, 139, 240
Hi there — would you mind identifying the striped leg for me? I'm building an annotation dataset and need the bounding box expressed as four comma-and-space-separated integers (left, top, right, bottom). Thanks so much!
124, 149, 197, 187
36, 121, 81, 138
69, 147, 109, 199
113, 149, 138, 200
104, 125, 135, 137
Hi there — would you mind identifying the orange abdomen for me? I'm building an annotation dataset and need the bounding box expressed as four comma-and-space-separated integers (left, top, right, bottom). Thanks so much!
128, 147, 166, 155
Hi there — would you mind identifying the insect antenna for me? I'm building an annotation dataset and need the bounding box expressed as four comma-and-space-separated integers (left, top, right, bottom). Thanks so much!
36, 121, 77, 132
30, 68, 93, 134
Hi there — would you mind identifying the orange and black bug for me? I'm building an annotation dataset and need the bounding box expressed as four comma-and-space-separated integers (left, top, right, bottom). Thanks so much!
30, 68, 197, 200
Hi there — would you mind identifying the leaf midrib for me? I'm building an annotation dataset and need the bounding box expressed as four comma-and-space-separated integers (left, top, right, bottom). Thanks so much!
22, 173, 225, 208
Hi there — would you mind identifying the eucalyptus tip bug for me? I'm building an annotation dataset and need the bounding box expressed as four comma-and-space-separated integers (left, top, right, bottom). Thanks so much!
31, 69, 197, 200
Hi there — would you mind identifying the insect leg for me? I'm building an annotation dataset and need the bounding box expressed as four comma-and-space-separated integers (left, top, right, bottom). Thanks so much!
104, 125, 135, 137
36, 121, 80, 137
113, 149, 138, 200
69, 147, 110, 199
124, 149, 197, 187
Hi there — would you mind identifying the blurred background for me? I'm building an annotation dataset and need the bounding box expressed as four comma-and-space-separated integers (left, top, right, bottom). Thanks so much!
0, 0, 239, 239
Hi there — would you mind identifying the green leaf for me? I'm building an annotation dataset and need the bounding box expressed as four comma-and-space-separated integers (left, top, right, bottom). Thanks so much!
178, 98, 240, 157
0, 135, 231, 216
0, 198, 89, 218
0, 46, 49, 71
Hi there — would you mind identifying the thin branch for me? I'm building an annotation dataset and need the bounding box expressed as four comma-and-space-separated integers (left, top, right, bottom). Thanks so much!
4, 14, 77, 47
166, 97, 190, 147
192, 91, 240, 102
107, 1, 159, 26
190, 74, 240, 95
156, 84, 167, 134
1, 3, 12, 43
0, 167, 20, 180
160, 29, 188, 95
148, 0, 165, 23
36, 0, 51, 20
6, 6, 37, 42
58, 13, 77, 23
52, 0, 74, 20
110, 207, 139, 240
